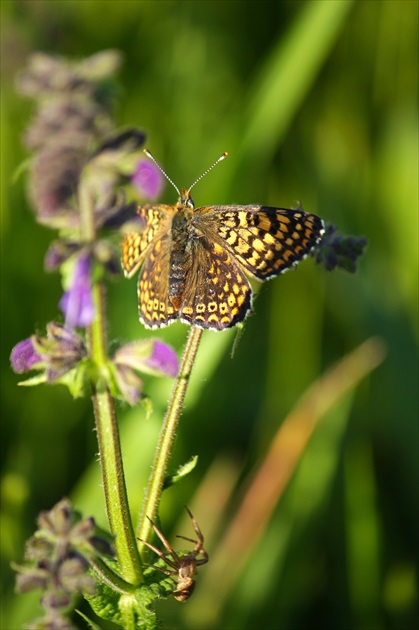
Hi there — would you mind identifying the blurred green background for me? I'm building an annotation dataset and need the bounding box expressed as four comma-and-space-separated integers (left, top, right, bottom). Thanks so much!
1, 1, 417, 629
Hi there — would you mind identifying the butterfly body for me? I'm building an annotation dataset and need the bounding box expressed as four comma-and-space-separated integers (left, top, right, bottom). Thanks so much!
122, 188, 324, 331
168, 192, 195, 309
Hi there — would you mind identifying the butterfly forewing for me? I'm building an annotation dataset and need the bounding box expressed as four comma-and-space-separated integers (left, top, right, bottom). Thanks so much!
193, 205, 324, 280
122, 205, 173, 277
122, 184, 325, 330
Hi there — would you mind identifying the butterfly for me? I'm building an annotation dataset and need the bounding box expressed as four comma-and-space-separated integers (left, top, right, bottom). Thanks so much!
122, 151, 324, 331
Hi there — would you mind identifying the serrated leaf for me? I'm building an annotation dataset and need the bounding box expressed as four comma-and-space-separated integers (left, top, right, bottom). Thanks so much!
134, 579, 174, 629
85, 581, 122, 626
85, 578, 174, 630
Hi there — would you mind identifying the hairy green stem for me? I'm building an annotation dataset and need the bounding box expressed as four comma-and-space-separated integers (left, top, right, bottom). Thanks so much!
80, 178, 142, 586
89, 283, 142, 586
89, 556, 136, 595
136, 326, 203, 547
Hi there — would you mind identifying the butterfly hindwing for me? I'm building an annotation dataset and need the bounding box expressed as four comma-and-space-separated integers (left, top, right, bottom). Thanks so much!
137, 232, 179, 328
179, 234, 252, 330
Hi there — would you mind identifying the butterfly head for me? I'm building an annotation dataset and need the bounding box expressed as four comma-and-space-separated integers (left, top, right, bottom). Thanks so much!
143, 149, 228, 211
177, 188, 195, 211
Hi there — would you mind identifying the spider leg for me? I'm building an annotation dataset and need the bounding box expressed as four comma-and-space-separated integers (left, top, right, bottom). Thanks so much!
176, 534, 198, 545
142, 561, 177, 578
146, 516, 181, 564
182, 506, 208, 562
184, 506, 205, 545
138, 537, 179, 571
195, 554, 209, 566
176, 535, 208, 561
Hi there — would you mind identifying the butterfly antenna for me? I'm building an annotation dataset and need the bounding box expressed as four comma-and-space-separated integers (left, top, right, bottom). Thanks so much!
188, 152, 229, 192
144, 148, 180, 196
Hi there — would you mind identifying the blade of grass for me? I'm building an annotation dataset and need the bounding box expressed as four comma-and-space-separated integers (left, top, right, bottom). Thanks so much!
187, 336, 386, 624
240, 0, 354, 163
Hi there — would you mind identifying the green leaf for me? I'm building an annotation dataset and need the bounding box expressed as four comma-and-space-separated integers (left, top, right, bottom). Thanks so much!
75, 609, 103, 630
134, 574, 175, 629
142, 396, 153, 420
163, 455, 198, 490
85, 581, 122, 627
11, 156, 32, 184
86, 576, 175, 630
17, 373, 47, 387
61, 361, 89, 398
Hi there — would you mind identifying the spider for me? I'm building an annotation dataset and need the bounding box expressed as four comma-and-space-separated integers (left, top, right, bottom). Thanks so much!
139, 506, 208, 601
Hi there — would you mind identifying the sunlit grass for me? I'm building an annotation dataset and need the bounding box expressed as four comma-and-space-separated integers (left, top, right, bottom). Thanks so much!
1, 1, 417, 628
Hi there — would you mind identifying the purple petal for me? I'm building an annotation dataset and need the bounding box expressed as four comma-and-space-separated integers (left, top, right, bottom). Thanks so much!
59, 289, 94, 328
59, 254, 95, 328
44, 240, 79, 271
10, 338, 43, 373
45, 244, 65, 270
114, 339, 178, 378
145, 340, 178, 377
132, 159, 164, 200
113, 364, 142, 406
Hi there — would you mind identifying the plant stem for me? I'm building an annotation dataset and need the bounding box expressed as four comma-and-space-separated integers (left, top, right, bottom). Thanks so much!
78, 177, 96, 243
89, 556, 137, 595
89, 283, 142, 586
80, 177, 142, 586
136, 326, 203, 546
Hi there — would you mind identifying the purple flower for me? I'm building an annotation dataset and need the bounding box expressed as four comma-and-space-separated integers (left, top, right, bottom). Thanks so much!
14, 497, 112, 628
112, 364, 143, 406
112, 339, 178, 405
44, 240, 80, 271
10, 338, 42, 373
59, 253, 95, 328
10, 323, 87, 382
29, 142, 86, 224
144, 340, 178, 377
132, 159, 164, 200
114, 339, 178, 377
